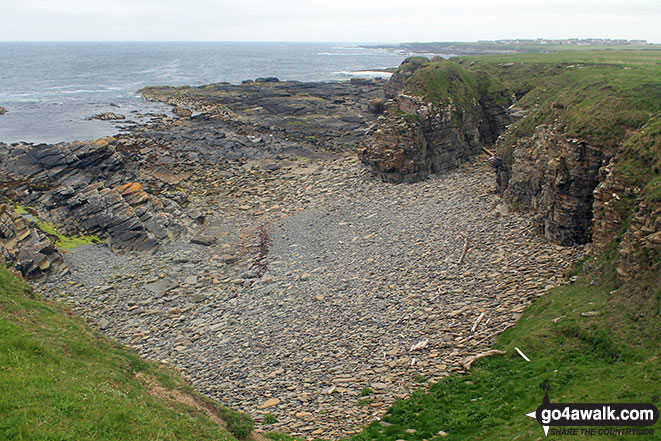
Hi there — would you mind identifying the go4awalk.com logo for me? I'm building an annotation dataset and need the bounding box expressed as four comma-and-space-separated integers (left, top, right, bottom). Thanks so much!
525, 383, 659, 437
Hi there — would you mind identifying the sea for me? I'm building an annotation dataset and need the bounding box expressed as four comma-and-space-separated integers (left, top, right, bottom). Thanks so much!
0, 42, 429, 144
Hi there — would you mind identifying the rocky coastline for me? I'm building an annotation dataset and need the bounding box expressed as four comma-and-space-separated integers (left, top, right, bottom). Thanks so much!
3, 58, 655, 438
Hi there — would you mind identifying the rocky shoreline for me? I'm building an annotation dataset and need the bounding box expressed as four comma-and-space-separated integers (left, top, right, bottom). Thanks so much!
36, 155, 583, 438
1, 76, 586, 438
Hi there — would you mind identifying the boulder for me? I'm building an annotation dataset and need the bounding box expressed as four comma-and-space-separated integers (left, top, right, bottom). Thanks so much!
172, 106, 192, 118
89, 112, 125, 120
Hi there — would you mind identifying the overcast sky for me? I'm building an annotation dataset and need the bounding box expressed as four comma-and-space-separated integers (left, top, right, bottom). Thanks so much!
1, 0, 659, 43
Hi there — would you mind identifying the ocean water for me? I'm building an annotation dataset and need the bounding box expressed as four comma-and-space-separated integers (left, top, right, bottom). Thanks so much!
0, 42, 418, 144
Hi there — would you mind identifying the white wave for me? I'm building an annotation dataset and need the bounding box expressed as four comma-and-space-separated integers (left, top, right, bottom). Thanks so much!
334, 70, 392, 78
60, 89, 114, 94
45, 84, 87, 90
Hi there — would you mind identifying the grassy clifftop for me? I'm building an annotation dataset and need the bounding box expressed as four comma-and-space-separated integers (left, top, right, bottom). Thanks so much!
394, 49, 661, 162
457, 50, 661, 161
0, 266, 254, 441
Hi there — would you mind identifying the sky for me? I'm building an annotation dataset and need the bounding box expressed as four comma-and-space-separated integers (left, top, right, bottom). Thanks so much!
1, 0, 660, 43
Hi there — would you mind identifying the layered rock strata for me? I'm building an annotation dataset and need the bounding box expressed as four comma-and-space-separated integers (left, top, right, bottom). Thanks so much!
359, 58, 516, 183
0, 138, 191, 256
495, 122, 605, 245
0, 203, 63, 278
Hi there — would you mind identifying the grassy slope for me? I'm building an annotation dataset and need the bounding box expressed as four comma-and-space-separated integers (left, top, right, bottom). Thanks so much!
0, 266, 253, 441
351, 49, 661, 441
454, 50, 661, 162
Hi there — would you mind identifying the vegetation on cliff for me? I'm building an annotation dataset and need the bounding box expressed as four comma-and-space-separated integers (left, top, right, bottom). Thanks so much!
457, 50, 661, 162
403, 58, 510, 113
0, 266, 254, 441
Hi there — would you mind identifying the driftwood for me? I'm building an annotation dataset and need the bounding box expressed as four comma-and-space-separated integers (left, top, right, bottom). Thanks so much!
429, 287, 442, 302
482, 146, 495, 156
410, 339, 429, 352
462, 349, 506, 370
457, 322, 513, 344
515, 347, 531, 362
473, 323, 515, 346
471, 312, 486, 333
457, 234, 470, 265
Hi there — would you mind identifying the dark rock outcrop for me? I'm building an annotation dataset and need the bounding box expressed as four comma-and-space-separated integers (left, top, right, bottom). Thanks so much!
88, 112, 125, 120
0, 203, 63, 278
496, 122, 605, 245
139, 79, 385, 152
0, 138, 191, 252
0, 106, 6, 115
359, 58, 516, 183
592, 136, 660, 283
359, 94, 484, 183
172, 106, 192, 118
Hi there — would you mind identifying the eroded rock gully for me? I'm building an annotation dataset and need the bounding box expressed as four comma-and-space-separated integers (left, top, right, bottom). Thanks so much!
36, 155, 583, 438
1, 78, 587, 438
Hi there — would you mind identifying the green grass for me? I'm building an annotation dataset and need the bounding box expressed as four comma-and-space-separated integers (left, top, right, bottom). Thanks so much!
9, 202, 103, 250
13, 204, 29, 215
449, 49, 661, 162
36, 221, 102, 250
0, 266, 245, 441
357, 398, 374, 407
403, 59, 488, 126
263, 412, 278, 425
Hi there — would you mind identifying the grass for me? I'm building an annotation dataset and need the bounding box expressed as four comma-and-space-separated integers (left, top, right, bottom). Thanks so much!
0, 265, 248, 441
403, 59, 486, 126
8, 203, 103, 250
263, 413, 278, 425
360, 387, 373, 397
450, 49, 661, 162
35, 221, 102, 250
357, 398, 374, 407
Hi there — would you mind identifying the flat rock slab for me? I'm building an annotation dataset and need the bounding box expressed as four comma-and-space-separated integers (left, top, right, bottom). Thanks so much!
190, 235, 216, 246
145, 278, 178, 297
257, 398, 281, 409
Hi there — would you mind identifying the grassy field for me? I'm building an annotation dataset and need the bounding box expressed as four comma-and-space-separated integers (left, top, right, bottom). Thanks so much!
0, 266, 254, 441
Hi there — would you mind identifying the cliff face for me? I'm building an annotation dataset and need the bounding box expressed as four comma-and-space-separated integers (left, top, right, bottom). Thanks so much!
359, 58, 515, 183
495, 122, 605, 244
359, 94, 483, 183
591, 119, 661, 283
0, 203, 63, 278
593, 165, 660, 282
364, 54, 659, 288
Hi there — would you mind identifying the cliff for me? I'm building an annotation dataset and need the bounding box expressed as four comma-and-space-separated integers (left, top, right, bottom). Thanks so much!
359, 57, 515, 182
490, 52, 660, 283
363, 51, 660, 286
